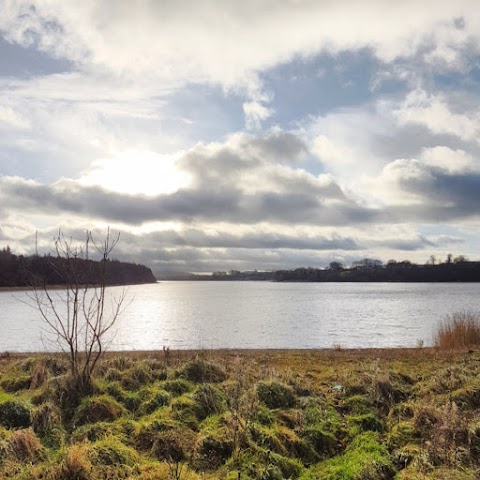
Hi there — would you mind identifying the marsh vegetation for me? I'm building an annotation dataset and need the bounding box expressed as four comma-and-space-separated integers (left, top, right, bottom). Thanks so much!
1, 344, 480, 479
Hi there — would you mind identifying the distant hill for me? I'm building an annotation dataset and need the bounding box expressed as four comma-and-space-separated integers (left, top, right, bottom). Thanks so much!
0, 247, 157, 287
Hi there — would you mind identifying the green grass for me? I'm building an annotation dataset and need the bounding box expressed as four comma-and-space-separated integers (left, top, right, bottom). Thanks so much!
0, 349, 480, 479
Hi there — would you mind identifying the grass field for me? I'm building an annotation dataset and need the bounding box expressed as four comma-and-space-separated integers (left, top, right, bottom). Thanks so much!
1, 347, 480, 479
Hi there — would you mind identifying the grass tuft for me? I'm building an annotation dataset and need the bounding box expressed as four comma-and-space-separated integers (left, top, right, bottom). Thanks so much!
256, 381, 297, 409
176, 358, 227, 383
7, 428, 44, 462
434, 311, 480, 349
73, 394, 126, 426
0, 397, 32, 429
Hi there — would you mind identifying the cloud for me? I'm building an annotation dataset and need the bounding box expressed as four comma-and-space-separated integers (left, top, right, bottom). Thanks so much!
420, 146, 475, 173
243, 100, 273, 130
394, 89, 480, 142
0, 104, 30, 129
4, 125, 480, 231
366, 154, 480, 223
2, 1, 479, 87
308, 104, 394, 181
0, 130, 381, 227
84, 226, 469, 273
117, 228, 359, 251
2, 2, 480, 271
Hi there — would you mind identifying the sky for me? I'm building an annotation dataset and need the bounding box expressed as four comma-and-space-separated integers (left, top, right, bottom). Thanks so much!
1, 0, 480, 274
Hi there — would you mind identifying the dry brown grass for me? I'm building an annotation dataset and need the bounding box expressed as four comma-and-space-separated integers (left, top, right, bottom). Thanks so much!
55, 443, 92, 480
8, 428, 44, 461
434, 311, 480, 350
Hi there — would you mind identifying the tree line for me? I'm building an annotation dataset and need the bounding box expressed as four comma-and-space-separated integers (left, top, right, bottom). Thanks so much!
0, 246, 156, 287
274, 258, 480, 282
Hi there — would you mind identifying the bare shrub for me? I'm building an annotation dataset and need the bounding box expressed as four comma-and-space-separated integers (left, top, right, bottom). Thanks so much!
28, 229, 126, 396
434, 311, 480, 350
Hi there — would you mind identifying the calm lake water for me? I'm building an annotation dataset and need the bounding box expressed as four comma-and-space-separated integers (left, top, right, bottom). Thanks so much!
2, 281, 480, 352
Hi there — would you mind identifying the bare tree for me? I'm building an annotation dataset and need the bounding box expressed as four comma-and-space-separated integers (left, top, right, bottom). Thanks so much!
29, 229, 126, 394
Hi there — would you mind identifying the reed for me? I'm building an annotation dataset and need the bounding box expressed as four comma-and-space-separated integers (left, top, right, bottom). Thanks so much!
434, 311, 480, 349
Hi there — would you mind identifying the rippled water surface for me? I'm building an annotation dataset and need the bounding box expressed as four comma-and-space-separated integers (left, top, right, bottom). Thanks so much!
2, 281, 480, 351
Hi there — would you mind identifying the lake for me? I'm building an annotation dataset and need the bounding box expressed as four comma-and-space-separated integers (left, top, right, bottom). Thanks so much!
1, 281, 480, 352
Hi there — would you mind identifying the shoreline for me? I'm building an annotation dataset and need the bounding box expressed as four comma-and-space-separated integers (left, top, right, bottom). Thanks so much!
0, 345, 456, 359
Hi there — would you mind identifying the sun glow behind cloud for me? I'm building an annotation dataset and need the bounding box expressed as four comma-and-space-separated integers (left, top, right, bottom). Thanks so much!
2, 1, 480, 272
79, 151, 191, 196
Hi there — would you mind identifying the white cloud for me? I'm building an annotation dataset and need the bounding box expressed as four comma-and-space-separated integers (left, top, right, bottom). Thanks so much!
2, 1, 479, 88
0, 104, 30, 129
420, 146, 475, 173
243, 100, 273, 130
307, 104, 394, 183
312, 135, 354, 167
394, 89, 480, 141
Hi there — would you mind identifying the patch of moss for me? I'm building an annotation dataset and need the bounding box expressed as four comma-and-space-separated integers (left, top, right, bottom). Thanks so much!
388, 420, 419, 450
171, 396, 199, 430
32, 401, 64, 448
163, 378, 192, 396
196, 433, 234, 470
137, 386, 171, 416
0, 396, 32, 429
72, 420, 125, 443
342, 394, 374, 415
257, 405, 275, 426
250, 422, 288, 456
193, 384, 226, 420
73, 394, 126, 426
88, 436, 140, 478
0, 374, 31, 392
346, 412, 384, 435
121, 361, 155, 390
104, 367, 123, 382
0, 426, 11, 464
395, 443, 424, 470
257, 381, 297, 409
302, 425, 337, 458
451, 382, 480, 409
301, 431, 394, 480
176, 358, 227, 383
303, 398, 344, 440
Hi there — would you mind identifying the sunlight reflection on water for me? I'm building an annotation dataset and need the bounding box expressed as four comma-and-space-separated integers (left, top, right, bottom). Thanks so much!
2, 281, 480, 351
